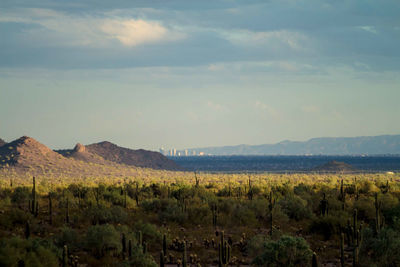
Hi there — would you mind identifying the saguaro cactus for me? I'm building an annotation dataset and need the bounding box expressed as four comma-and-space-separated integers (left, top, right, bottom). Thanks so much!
182, 242, 187, 267
349, 209, 363, 267
163, 233, 167, 257
340, 233, 345, 267
65, 197, 70, 224
312, 252, 319, 267
121, 233, 127, 259
135, 183, 140, 206
128, 239, 132, 259
194, 172, 199, 187
137, 231, 143, 247
320, 193, 329, 216
374, 193, 384, 235
124, 189, 127, 209
247, 176, 253, 200
211, 204, 218, 228
62, 245, 68, 267
25, 221, 30, 239
218, 231, 231, 267
268, 191, 276, 237
48, 194, 52, 225
160, 251, 165, 267
339, 179, 345, 211
30, 177, 38, 217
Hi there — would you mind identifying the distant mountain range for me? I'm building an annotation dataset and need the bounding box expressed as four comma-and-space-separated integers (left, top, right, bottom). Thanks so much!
185, 135, 400, 155
0, 136, 180, 176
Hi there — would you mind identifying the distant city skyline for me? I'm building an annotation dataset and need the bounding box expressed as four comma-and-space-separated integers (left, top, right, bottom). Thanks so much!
1, 0, 400, 151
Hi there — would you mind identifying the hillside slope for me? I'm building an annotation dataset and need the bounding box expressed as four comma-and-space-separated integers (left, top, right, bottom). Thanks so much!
85, 141, 180, 170
0, 136, 180, 176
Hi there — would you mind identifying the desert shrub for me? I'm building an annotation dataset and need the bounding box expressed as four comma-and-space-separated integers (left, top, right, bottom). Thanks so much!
231, 203, 258, 226
360, 227, 400, 266
0, 208, 32, 228
353, 196, 375, 221
133, 221, 162, 245
55, 226, 80, 250
359, 180, 379, 195
384, 203, 400, 226
0, 196, 11, 210
187, 204, 210, 225
127, 247, 157, 267
141, 198, 176, 213
86, 224, 121, 258
158, 202, 187, 224
248, 198, 268, 220
86, 205, 128, 225
380, 193, 399, 213
217, 198, 235, 215
0, 237, 58, 267
171, 187, 193, 202
293, 183, 312, 196
103, 188, 126, 206
249, 235, 313, 266
278, 195, 312, 221
217, 186, 232, 197
308, 214, 345, 240
272, 182, 292, 197
11, 187, 30, 204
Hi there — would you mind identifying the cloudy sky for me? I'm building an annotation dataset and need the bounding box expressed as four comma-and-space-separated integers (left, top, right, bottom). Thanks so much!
1, 0, 400, 150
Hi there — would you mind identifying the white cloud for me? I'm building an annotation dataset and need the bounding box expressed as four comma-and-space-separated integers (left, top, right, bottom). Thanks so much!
221, 29, 309, 51
357, 26, 377, 34
101, 19, 183, 46
1, 8, 184, 47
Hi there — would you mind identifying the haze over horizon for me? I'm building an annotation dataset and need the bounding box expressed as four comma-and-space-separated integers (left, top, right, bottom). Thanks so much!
1, 0, 400, 150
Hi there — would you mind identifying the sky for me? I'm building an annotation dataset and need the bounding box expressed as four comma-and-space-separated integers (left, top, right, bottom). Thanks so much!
1, 0, 400, 151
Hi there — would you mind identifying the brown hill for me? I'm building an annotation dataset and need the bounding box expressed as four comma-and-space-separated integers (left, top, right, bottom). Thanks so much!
0, 136, 181, 176
0, 136, 69, 172
56, 141, 180, 170
313, 160, 356, 173
56, 143, 111, 165
0, 138, 6, 147
85, 141, 180, 170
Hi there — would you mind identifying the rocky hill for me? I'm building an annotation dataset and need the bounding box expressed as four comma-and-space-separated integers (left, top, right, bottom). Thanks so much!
0, 136, 70, 172
0, 136, 181, 176
86, 141, 180, 170
61, 141, 180, 170
56, 143, 113, 165
0, 138, 6, 147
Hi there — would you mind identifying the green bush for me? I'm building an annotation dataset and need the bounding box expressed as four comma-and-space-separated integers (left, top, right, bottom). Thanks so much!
249, 235, 313, 266
86, 224, 121, 258
360, 227, 400, 266
231, 203, 258, 226
309, 214, 345, 240
354, 196, 375, 221
55, 227, 80, 250
86, 205, 128, 225
158, 202, 187, 224
0, 237, 59, 267
11, 187, 30, 204
278, 195, 312, 221
133, 221, 162, 245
